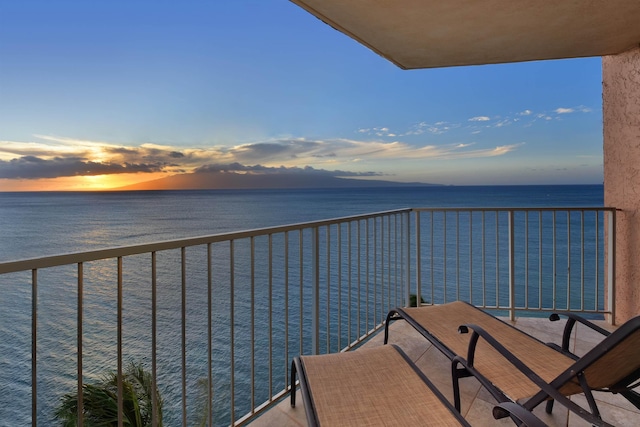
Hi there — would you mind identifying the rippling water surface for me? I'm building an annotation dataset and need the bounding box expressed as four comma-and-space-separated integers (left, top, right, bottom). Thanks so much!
0, 185, 604, 425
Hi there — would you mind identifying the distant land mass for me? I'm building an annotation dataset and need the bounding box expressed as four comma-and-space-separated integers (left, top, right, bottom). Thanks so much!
116, 171, 440, 191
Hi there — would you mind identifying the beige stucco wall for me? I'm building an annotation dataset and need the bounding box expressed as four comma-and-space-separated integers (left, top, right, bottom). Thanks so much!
603, 46, 640, 324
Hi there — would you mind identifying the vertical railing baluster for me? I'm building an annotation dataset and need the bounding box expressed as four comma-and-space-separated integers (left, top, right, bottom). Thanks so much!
206, 245, 212, 427
414, 211, 421, 307
444, 211, 448, 303
299, 231, 304, 355
495, 211, 499, 308
348, 221, 352, 346
373, 218, 377, 327
404, 212, 411, 307
539, 211, 543, 310
482, 211, 486, 307
229, 240, 235, 424
284, 232, 289, 389
268, 234, 273, 399
152, 252, 159, 427
394, 215, 397, 308
77, 262, 84, 427
393, 214, 398, 307
31, 269, 37, 427
567, 212, 571, 311
312, 227, 320, 355
469, 211, 473, 305
357, 220, 361, 337
595, 211, 600, 312
250, 237, 255, 411
594, 211, 606, 311
117, 257, 124, 427
456, 211, 460, 300
552, 211, 557, 311
181, 248, 187, 427
525, 211, 529, 310
337, 224, 342, 350
508, 211, 515, 320
326, 225, 330, 351
387, 215, 391, 314
430, 212, 434, 305
347, 221, 353, 345
581, 211, 585, 311
608, 210, 616, 323
365, 219, 370, 331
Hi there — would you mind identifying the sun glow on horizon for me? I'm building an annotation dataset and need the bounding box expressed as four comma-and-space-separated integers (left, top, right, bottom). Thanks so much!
0, 172, 171, 192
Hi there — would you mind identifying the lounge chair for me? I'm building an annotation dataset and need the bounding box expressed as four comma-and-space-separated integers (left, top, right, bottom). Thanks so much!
290, 344, 546, 426
385, 301, 640, 427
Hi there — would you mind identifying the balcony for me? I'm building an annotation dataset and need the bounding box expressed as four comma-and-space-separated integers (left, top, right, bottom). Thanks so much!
255, 316, 640, 426
0, 206, 620, 425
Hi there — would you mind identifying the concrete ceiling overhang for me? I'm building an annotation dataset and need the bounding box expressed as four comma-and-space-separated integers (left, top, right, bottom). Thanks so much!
290, 0, 640, 69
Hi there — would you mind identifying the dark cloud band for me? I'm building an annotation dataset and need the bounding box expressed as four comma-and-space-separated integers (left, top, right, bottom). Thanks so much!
0, 156, 165, 179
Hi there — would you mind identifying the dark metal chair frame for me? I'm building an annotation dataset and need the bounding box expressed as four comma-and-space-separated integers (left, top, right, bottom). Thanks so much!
385, 303, 640, 427
290, 344, 546, 427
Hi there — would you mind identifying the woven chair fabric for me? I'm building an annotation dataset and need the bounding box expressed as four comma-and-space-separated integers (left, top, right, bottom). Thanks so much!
300, 345, 465, 426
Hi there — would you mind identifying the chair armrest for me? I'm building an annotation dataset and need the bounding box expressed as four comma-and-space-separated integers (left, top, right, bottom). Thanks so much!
549, 313, 610, 353
458, 324, 616, 427
493, 402, 546, 427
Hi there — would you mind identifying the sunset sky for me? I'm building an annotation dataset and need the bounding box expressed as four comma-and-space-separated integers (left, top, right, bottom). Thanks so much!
0, 1, 603, 191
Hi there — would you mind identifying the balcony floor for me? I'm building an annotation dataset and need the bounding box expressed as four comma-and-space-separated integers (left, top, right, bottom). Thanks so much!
251, 315, 640, 426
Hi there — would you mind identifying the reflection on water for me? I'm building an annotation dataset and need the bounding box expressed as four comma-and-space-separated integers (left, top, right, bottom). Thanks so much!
0, 186, 605, 425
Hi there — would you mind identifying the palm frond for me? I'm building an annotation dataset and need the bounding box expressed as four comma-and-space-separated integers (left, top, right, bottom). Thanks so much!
54, 362, 163, 427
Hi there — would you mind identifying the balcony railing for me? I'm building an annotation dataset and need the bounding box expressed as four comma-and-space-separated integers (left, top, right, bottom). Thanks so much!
0, 206, 615, 426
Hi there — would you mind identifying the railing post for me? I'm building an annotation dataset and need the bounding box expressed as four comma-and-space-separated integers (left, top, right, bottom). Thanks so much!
508, 210, 515, 321
31, 269, 37, 427
416, 211, 420, 307
608, 209, 616, 324
77, 263, 84, 427
117, 257, 123, 427
403, 212, 411, 308
312, 226, 320, 354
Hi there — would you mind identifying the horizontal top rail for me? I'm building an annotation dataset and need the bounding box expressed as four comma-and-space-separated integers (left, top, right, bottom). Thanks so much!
412, 206, 615, 212
0, 208, 412, 274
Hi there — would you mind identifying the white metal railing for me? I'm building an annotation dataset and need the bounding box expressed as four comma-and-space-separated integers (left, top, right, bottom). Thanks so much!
412, 207, 616, 320
0, 209, 411, 426
0, 207, 615, 426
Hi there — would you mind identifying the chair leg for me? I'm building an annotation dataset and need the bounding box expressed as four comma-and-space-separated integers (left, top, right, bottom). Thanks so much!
451, 359, 462, 411
290, 359, 297, 408
620, 390, 640, 410
578, 372, 602, 420
384, 310, 398, 344
545, 399, 554, 414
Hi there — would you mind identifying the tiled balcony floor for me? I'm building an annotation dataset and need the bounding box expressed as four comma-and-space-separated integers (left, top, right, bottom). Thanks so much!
250, 315, 640, 426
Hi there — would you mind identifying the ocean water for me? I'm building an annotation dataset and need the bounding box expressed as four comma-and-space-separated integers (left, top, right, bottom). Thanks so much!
0, 185, 603, 262
0, 185, 604, 425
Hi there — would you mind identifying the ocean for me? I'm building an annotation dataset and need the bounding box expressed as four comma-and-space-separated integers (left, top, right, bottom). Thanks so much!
0, 185, 603, 262
0, 185, 604, 425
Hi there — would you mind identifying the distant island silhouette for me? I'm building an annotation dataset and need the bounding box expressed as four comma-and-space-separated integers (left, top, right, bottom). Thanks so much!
116, 170, 440, 191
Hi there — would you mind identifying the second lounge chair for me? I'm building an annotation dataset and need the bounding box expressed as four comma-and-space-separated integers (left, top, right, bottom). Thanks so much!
385, 301, 640, 427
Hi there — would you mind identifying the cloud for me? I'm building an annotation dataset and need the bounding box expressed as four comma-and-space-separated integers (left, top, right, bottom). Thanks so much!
0, 134, 523, 180
403, 121, 459, 136
468, 116, 491, 122
357, 126, 397, 137
0, 155, 164, 179
0, 137, 202, 179
194, 163, 382, 177
494, 119, 512, 128
554, 106, 592, 115
519, 110, 533, 116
